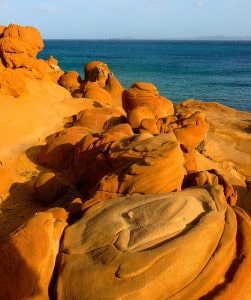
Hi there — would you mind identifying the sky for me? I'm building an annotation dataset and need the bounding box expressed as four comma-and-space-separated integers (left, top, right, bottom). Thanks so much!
0, 0, 251, 39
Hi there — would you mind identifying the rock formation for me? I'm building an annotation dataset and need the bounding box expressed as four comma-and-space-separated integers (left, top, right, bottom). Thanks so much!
55, 186, 251, 300
0, 24, 251, 300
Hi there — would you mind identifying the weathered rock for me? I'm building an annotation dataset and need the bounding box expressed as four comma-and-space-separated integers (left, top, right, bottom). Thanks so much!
105, 72, 124, 108
59, 71, 82, 95
81, 134, 186, 208
127, 104, 155, 131
83, 61, 124, 107
84, 61, 110, 87
139, 118, 159, 134
0, 212, 67, 299
0, 68, 28, 97
33, 172, 68, 205
55, 185, 251, 299
82, 81, 113, 106
175, 99, 251, 212
0, 24, 43, 69
0, 166, 15, 195
174, 110, 209, 152
184, 169, 238, 206
67, 124, 134, 189
74, 107, 126, 132
122, 82, 174, 118
38, 126, 92, 169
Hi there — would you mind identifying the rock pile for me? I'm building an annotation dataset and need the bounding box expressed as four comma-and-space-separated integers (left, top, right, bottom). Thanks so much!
0, 24, 251, 300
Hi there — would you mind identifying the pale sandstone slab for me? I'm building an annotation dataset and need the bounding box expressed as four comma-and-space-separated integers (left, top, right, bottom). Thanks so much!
55, 185, 241, 299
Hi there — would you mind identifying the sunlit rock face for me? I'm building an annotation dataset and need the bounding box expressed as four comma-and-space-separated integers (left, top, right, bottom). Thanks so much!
82, 61, 124, 107
0, 23, 43, 69
54, 185, 251, 299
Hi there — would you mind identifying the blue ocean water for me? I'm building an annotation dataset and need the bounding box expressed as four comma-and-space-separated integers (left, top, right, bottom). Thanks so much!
38, 40, 251, 112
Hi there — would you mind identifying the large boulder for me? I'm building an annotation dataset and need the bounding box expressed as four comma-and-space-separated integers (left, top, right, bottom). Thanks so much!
122, 82, 174, 118
38, 126, 93, 169
74, 107, 126, 132
58, 71, 82, 95
173, 110, 209, 152
55, 185, 251, 299
0, 212, 67, 299
83, 61, 124, 107
82, 81, 113, 106
81, 133, 186, 208
0, 24, 43, 69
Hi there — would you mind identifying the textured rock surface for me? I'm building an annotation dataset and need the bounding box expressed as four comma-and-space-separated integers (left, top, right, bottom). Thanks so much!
82, 61, 124, 107
58, 71, 82, 95
0, 23, 43, 69
38, 126, 93, 169
55, 185, 251, 299
122, 82, 174, 118
74, 107, 126, 131
0, 212, 67, 299
1, 24, 251, 300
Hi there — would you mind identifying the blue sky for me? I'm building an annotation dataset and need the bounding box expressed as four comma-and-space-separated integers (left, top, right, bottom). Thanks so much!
0, 0, 250, 39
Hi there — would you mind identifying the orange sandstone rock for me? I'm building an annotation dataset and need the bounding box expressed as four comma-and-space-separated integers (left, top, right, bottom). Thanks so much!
38, 126, 93, 169
0, 24, 43, 69
58, 71, 82, 94
0, 212, 67, 299
0, 68, 28, 97
83, 61, 124, 107
174, 110, 209, 152
55, 185, 242, 299
33, 172, 68, 205
127, 104, 155, 131
74, 107, 126, 132
83, 81, 113, 106
122, 82, 174, 118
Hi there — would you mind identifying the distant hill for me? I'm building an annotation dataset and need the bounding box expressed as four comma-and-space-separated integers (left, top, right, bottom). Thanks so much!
187, 35, 251, 41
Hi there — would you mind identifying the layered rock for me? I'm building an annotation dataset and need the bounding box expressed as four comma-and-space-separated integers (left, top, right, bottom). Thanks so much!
123, 82, 174, 117
55, 185, 251, 299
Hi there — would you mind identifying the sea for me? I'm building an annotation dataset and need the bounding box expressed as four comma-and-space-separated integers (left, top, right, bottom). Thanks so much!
38, 40, 251, 112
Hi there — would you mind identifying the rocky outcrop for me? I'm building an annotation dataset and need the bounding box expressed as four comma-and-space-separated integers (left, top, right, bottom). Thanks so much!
122, 82, 174, 117
0, 24, 43, 69
0, 24, 87, 159
74, 107, 126, 131
82, 61, 124, 107
1, 24, 251, 300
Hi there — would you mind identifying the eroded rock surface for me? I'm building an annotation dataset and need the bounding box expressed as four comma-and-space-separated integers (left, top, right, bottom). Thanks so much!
1, 24, 251, 300
55, 185, 251, 300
